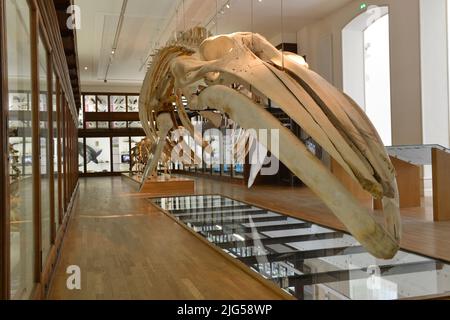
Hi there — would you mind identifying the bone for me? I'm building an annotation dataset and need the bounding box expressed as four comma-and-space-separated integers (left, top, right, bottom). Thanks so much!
197, 85, 399, 259
139, 28, 401, 259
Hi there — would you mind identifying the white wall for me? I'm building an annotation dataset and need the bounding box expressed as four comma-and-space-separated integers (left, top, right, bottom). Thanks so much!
81, 84, 141, 94
298, 0, 423, 145
420, 0, 450, 148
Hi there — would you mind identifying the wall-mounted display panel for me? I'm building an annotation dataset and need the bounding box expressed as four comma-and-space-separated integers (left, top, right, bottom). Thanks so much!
85, 138, 111, 173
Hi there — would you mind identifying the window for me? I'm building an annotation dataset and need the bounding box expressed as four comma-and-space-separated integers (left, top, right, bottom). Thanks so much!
111, 121, 127, 129
342, 6, 392, 146
85, 138, 111, 173
127, 96, 139, 112
97, 95, 108, 112
84, 95, 96, 112
111, 96, 126, 112
7, 0, 34, 300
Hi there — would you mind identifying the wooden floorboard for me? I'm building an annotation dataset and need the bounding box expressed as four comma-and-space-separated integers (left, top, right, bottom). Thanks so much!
48, 177, 285, 300
49, 175, 450, 300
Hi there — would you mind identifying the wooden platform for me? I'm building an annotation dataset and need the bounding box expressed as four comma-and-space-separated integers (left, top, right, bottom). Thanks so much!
122, 174, 195, 196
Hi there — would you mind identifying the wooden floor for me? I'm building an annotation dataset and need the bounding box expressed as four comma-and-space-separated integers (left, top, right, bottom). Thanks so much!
48, 177, 284, 300
49, 175, 450, 300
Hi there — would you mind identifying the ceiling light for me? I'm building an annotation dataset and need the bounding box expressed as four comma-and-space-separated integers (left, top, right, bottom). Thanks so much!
84, 66, 88, 70
111, 50, 115, 55
226, 3, 230, 9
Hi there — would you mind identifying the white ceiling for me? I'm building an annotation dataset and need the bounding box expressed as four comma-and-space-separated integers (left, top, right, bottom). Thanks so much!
75, 0, 353, 90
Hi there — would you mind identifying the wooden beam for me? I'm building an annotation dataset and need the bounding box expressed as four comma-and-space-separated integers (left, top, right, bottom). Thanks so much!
30, 0, 43, 286
378, 157, 421, 209
432, 148, 450, 221
84, 112, 140, 122
36, 0, 80, 122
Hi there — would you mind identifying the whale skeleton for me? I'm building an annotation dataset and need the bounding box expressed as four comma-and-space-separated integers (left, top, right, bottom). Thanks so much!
138, 27, 401, 259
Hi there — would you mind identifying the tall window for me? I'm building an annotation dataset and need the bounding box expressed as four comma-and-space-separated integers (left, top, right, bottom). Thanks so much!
342, 6, 392, 146
7, 0, 34, 300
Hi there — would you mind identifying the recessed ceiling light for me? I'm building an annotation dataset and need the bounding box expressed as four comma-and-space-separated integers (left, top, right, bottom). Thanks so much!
111, 50, 115, 55
226, 3, 230, 9
84, 66, 88, 70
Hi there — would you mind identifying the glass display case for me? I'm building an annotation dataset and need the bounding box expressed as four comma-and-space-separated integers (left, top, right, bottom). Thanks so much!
153, 195, 450, 300
6, 0, 34, 300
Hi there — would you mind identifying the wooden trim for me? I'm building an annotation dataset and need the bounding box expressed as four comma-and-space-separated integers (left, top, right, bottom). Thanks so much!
78, 128, 145, 138
174, 171, 245, 185
84, 112, 140, 122
0, 0, 11, 300
83, 91, 139, 97
30, 1, 42, 285
37, 0, 79, 123
56, 81, 63, 226
432, 148, 450, 221
48, 55, 56, 245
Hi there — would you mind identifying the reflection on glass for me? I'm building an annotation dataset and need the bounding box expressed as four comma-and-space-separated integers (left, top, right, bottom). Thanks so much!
97, 95, 108, 112
52, 72, 59, 230
154, 195, 450, 301
111, 96, 126, 112
86, 138, 111, 173
127, 96, 139, 112
7, 0, 34, 300
84, 95, 96, 112
112, 137, 130, 172
211, 136, 221, 175
39, 34, 51, 267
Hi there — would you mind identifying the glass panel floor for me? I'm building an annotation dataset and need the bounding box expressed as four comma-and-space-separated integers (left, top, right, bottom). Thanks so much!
152, 195, 450, 300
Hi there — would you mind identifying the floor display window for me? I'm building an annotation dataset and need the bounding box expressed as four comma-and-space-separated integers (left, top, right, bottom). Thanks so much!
153, 195, 450, 300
